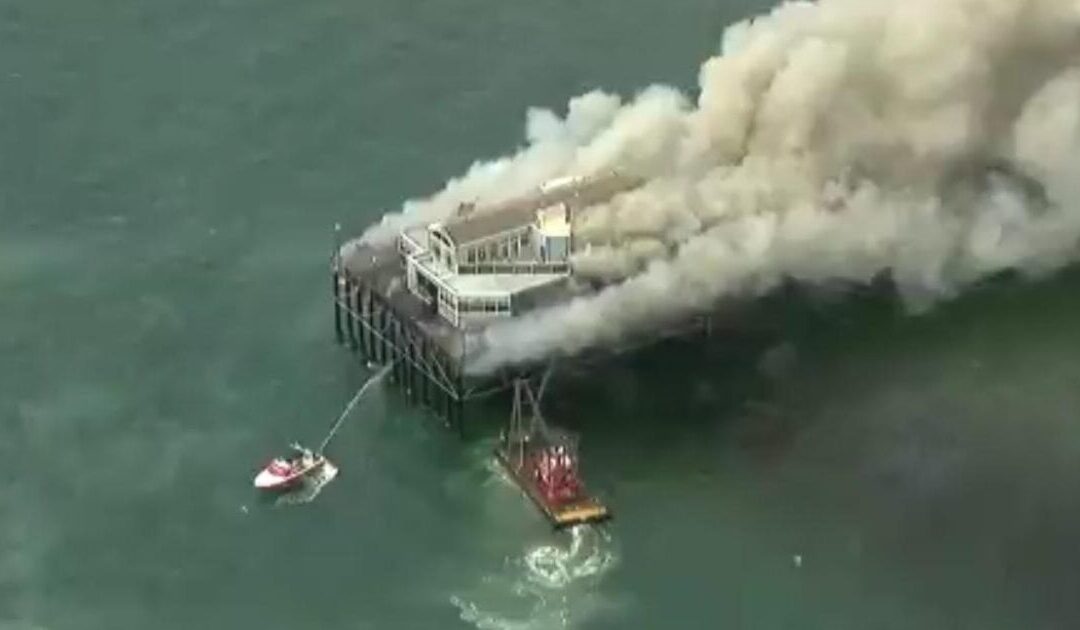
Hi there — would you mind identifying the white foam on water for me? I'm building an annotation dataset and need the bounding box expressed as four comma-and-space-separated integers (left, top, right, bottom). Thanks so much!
271, 461, 340, 507
522, 525, 617, 589
481, 454, 517, 489
450, 525, 621, 630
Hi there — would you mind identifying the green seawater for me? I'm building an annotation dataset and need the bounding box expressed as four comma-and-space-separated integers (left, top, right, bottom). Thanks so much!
4, 1, 1080, 628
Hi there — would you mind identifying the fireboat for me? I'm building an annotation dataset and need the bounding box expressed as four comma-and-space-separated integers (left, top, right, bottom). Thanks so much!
251, 363, 392, 497
253, 443, 330, 491
494, 373, 611, 528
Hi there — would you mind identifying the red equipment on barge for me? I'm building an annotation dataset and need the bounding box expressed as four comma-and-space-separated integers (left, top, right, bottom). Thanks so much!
495, 376, 610, 528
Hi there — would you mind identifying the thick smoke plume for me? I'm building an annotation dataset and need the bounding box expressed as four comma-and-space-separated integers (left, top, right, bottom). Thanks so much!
359, 0, 1080, 374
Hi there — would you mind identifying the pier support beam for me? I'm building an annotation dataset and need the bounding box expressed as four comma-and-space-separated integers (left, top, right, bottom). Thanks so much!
360, 288, 372, 359
333, 273, 343, 344
347, 282, 360, 351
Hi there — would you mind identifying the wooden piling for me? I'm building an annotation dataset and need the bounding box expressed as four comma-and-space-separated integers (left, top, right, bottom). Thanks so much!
360, 288, 372, 359
347, 283, 360, 351
333, 272, 343, 344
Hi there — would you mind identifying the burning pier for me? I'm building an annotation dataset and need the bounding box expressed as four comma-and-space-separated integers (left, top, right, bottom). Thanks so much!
330, 170, 728, 524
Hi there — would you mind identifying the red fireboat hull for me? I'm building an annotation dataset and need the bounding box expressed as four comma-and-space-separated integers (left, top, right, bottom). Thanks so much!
253, 459, 327, 492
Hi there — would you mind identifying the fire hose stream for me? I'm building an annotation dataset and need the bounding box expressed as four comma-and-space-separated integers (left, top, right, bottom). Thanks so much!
318, 362, 394, 454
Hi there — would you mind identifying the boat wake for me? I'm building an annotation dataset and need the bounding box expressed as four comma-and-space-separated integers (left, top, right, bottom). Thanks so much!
521, 525, 615, 590
270, 460, 339, 507
450, 525, 620, 630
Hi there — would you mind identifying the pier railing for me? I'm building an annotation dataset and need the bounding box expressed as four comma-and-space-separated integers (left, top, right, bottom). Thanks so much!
457, 261, 569, 275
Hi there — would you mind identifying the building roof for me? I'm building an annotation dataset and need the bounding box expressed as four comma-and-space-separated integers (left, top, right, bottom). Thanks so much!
440, 171, 645, 246
441, 198, 536, 245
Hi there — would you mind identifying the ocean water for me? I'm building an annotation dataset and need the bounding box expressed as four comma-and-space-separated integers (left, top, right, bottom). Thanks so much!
4, 1, 1080, 629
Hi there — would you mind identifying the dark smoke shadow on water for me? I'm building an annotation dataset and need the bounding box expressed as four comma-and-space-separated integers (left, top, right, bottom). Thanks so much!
469, 278, 923, 473
566, 260, 1076, 439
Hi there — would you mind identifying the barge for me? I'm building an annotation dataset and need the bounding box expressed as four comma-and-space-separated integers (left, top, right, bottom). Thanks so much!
495, 376, 610, 528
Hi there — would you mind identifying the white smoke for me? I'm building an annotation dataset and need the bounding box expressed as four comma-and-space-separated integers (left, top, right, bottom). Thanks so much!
357, 91, 627, 246
364, 0, 1080, 374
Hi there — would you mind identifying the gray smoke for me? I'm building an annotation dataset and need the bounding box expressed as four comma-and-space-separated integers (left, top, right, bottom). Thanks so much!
362, 0, 1080, 374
